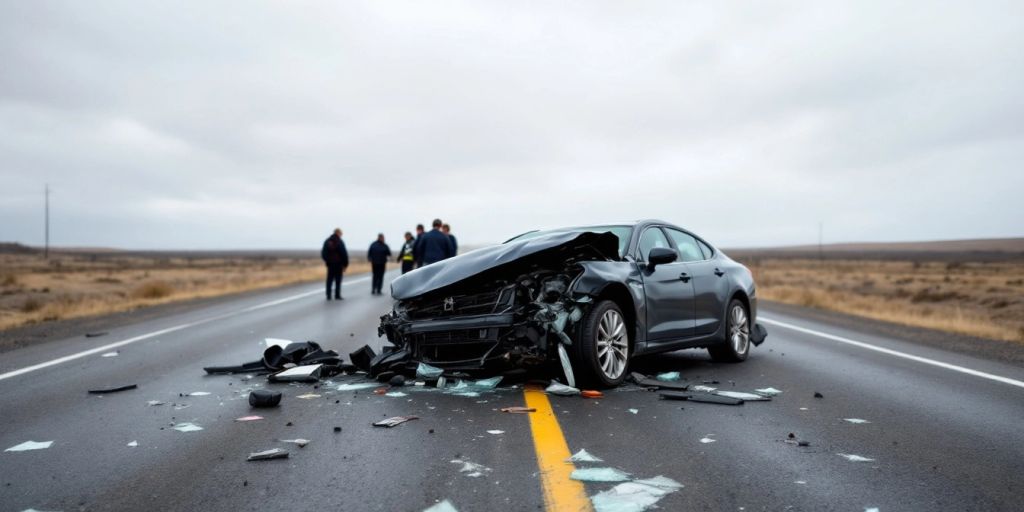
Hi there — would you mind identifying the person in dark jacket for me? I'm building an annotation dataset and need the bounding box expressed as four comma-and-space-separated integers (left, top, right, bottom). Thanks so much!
419, 219, 454, 266
442, 223, 457, 256
412, 223, 426, 268
321, 228, 349, 300
367, 233, 392, 295
397, 231, 416, 274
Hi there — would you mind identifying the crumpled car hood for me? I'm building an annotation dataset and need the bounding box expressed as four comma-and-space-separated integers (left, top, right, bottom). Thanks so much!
390, 231, 620, 300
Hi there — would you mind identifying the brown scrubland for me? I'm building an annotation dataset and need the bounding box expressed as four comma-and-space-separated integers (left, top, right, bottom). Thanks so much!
0, 247, 373, 331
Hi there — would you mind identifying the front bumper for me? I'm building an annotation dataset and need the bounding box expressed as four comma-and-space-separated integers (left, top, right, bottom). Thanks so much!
379, 313, 523, 370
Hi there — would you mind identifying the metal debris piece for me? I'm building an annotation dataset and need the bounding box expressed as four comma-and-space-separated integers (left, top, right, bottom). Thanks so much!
247, 448, 289, 461
557, 343, 576, 388
838, 453, 875, 462
658, 391, 743, 405
700, 436, 716, 444
88, 384, 137, 394
416, 362, 444, 380
146, 400, 164, 406
281, 438, 310, 447
628, 409, 639, 414
655, 372, 681, 381
5, 441, 53, 452
249, 390, 282, 407
374, 416, 419, 428
501, 407, 536, 414
545, 382, 581, 396
127, 441, 138, 447
423, 500, 460, 512
570, 467, 632, 482
235, 415, 264, 422
630, 372, 689, 391
755, 387, 782, 396
172, 422, 203, 433
486, 430, 505, 435
188, 391, 211, 396
714, 391, 771, 401
844, 418, 871, 424
566, 449, 603, 463
269, 364, 323, 383
690, 385, 717, 392
295, 393, 321, 399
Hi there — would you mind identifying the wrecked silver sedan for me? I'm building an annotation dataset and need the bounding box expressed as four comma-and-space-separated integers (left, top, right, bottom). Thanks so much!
378, 220, 766, 387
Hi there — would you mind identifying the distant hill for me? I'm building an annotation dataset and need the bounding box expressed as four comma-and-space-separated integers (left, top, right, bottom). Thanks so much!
726, 237, 1024, 262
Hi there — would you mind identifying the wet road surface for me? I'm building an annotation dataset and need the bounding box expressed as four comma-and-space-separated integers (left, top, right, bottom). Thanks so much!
2, 271, 1023, 512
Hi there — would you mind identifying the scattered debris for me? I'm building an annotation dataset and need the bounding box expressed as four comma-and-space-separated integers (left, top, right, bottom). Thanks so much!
249, 390, 282, 408
628, 409, 639, 415
280, 438, 310, 448
416, 362, 444, 380
247, 448, 289, 461
557, 343, 576, 388
545, 382, 581, 396
629, 372, 689, 391
88, 384, 138, 394
5, 441, 53, 452
656, 372, 681, 381
571, 467, 632, 482
235, 415, 264, 422
581, 390, 604, 399
206, 341, 344, 376
567, 449, 604, 463
755, 387, 782, 396
172, 422, 203, 433
501, 406, 536, 414
85, 331, 108, 338
699, 436, 716, 444
295, 393, 321, 399
127, 441, 138, 447
147, 400, 164, 406
385, 391, 408, 397
658, 391, 743, 405
389, 375, 407, 387
423, 500, 460, 512
591, 476, 684, 512
101, 352, 119, 358
269, 364, 323, 383
374, 416, 419, 428
838, 453, 875, 462
844, 418, 871, 424
336, 382, 379, 392
486, 430, 505, 435
451, 458, 492, 478
188, 391, 211, 396
713, 391, 771, 401
814, 392, 824, 398
333, 426, 342, 433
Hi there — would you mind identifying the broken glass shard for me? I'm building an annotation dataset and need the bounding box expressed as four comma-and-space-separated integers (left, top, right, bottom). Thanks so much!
755, 387, 782, 396
558, 343, 576, 388
235, 415, 264, 422
337, 382, 378, 391
838, 453, 875, 462
633, 476, 683, 490
844, 418, 871, 424
416, 363, 444, 380
486, 430, 504, 435
423, 499, 459, 512
247, 448, 289, 461
188, 391, 211, 396
699, 437, 716, 444
473, 376, 503, 389
127, 440, 138, 447
172, 422, 203, 433
5, 441, 53, 452
374, 416, 419, 427
281, 438, 310, 447
101, 352, 118, 357
714, 391, 770, 401
451, 458, 492, 477
656, 372, 681, 381
269, 364, 323, 383
566, 449, 604, 463
628, 408, 639, 414
591, 480, 678, 512
385, 391, 408, 397
570, 467, 631, 482
295, 393, 321, 399
147, 400, 164, 406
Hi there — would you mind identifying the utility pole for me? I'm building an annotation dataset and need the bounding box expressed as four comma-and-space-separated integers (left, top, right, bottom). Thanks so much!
44, 183, 50, 259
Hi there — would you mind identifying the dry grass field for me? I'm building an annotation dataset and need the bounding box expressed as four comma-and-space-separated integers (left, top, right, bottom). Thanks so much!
0, 248, 374, 332
740, 258, 1024, 343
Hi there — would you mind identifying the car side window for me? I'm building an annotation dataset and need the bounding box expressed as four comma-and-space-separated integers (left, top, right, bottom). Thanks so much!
697, 239, 714, 259
637, 228, 671, 261
665, 229, 705, 262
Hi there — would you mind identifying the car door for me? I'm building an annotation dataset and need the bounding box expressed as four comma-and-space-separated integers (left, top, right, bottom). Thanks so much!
636, 226, 696, 342
665, 228, 728, 336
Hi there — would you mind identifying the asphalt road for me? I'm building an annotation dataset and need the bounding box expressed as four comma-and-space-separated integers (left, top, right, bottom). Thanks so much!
2, 271, 1023, 512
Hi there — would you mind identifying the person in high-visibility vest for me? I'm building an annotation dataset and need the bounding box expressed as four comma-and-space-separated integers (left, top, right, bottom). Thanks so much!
397, 231, 416, 274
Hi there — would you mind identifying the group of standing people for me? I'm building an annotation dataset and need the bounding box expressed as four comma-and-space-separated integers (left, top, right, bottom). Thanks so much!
320, 219, 458, 300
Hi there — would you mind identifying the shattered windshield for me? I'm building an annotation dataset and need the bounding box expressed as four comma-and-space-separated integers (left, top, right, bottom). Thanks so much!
505, 225, 633, 258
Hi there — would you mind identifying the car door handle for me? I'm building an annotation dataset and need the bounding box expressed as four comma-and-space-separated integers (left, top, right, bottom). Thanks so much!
714, 268, 725, 277
679, 272, 691, 283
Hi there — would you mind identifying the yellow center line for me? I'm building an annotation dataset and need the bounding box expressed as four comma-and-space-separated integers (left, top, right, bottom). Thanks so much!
524, 385, 594, 512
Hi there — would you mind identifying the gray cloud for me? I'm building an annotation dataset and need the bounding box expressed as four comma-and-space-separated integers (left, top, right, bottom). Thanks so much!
1, 1, 1022, 250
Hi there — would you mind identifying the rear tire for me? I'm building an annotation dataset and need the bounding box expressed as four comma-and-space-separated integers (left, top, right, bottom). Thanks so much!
570, 300, 631, 388
708, 299, 750, 362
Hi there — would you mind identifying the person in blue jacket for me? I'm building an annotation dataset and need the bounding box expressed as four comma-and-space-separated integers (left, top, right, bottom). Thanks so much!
321, 228, 349, 300
419, 219, 454, 265
412, 223, 426, 268
442, 223, 458, 256
367, 233, 392, 295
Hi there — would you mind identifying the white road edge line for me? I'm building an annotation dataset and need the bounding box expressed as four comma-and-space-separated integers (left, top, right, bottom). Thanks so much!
0, 275, 372, 382
760, 317, 1024, 390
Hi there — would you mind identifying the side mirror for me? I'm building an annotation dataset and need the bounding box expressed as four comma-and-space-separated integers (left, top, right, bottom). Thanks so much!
647, 247, 678, 268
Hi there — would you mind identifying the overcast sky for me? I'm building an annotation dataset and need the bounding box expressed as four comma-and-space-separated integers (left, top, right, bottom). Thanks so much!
1, 1, 1022, 250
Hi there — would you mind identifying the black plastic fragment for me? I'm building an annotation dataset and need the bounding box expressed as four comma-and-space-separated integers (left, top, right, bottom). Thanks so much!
349, 345, 377, 372
204, 360, 267, 375
389, 375, 406, 387
84, 332, 108, 338
751, 323, 768, 346
376, 371, 395, 383
249, 390, 282, 408
368, 348, 411, 378
88, 384, 137, 394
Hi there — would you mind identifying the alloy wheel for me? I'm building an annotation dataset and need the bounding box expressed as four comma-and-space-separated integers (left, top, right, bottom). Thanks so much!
729, 304, 750, 355
596, 309, 628, 380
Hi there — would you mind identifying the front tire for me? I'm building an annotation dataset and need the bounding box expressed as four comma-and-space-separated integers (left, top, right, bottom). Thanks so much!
571, 300, 631, 388
708, 299, 750, 362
